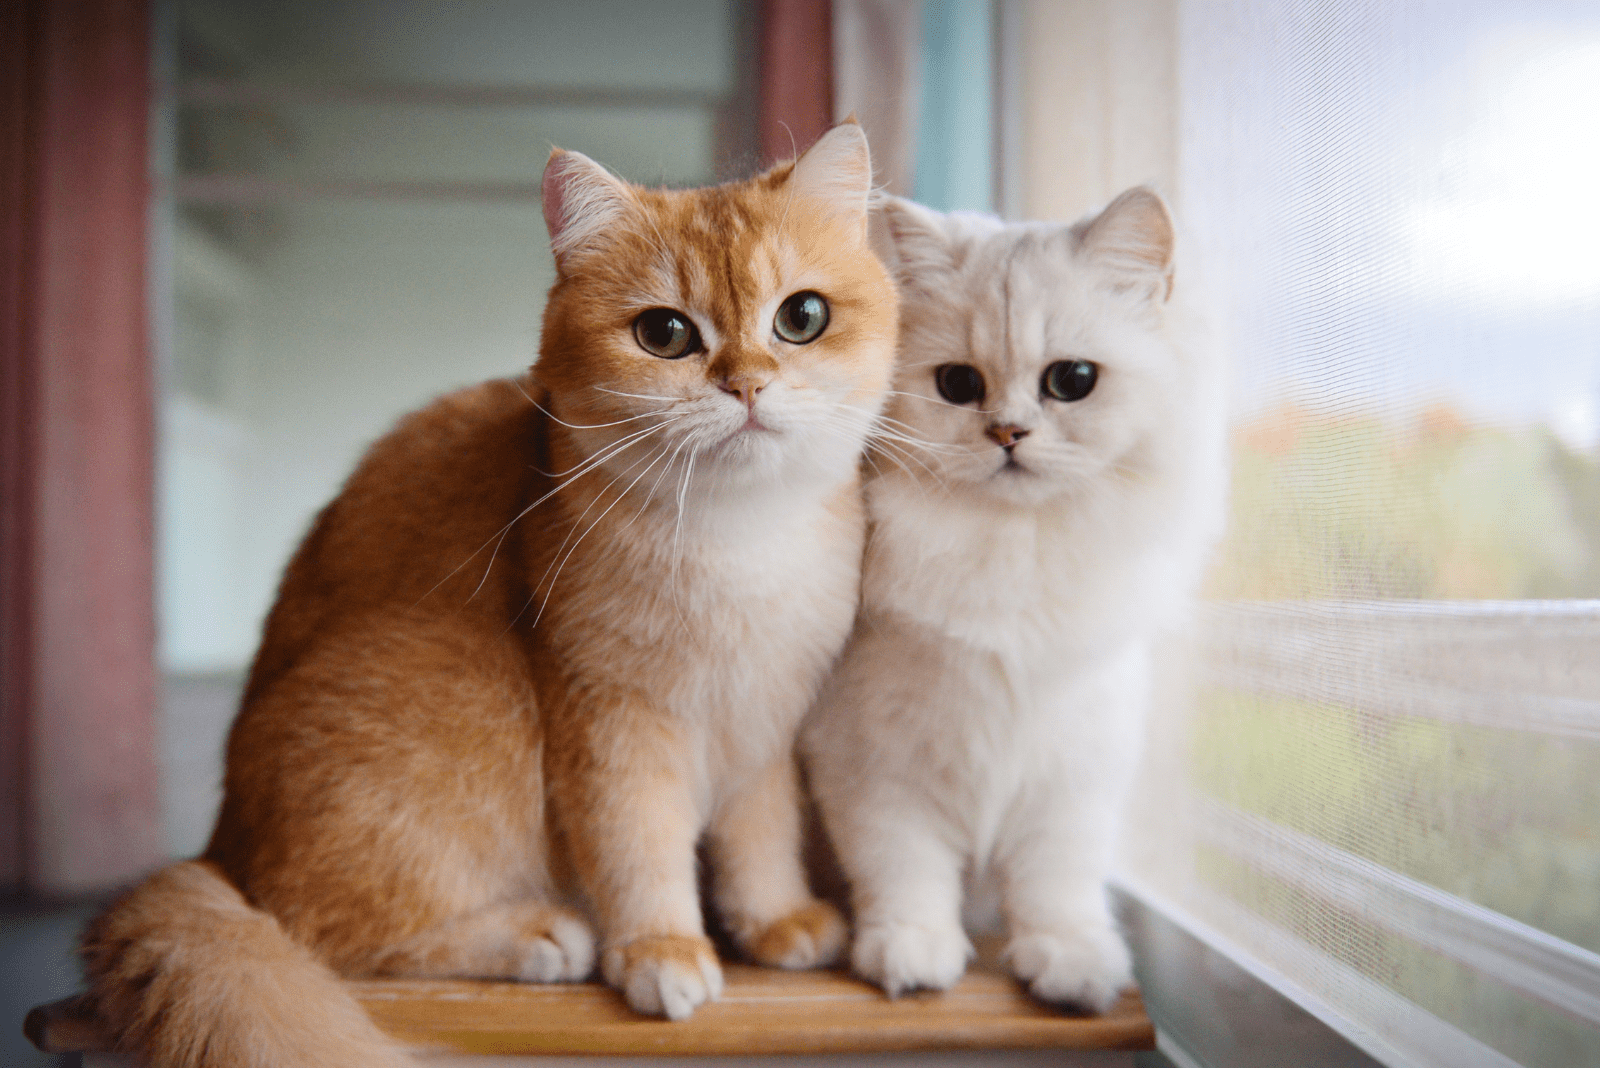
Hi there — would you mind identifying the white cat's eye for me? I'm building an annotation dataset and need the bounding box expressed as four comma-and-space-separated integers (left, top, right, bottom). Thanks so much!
633, 308, 701, 359
774, 291, 829, 344
935, 363, 986, 405
1041, 360, 1097, 402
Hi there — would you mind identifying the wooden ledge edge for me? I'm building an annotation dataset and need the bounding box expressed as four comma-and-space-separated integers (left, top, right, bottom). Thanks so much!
26, 980, 1155, 1057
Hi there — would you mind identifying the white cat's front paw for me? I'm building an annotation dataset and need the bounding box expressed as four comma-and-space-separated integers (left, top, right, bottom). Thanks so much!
852, 920, 973, 997
515, 910, 597, 982
603, 935, 723, 1020
1003, 925, 1132, 1013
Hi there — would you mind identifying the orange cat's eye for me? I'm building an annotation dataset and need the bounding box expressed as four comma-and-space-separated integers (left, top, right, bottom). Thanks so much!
634, 308, 701, 359
774, 291, 829, 344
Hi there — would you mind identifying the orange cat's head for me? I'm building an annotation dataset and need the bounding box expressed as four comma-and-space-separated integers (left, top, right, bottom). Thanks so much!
533, 122, 898, 495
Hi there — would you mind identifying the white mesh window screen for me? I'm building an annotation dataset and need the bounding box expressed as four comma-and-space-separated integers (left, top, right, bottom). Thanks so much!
1117, 3, 1600, 1067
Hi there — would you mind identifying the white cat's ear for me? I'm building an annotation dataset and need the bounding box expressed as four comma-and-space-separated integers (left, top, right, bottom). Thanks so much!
1076, 186, 1175, 300
788, 120, 874, 237
542, 148, 632, 273
876, 195, 952, 279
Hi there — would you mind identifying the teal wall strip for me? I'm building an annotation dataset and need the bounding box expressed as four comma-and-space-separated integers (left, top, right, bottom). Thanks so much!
914, 0, 994, 213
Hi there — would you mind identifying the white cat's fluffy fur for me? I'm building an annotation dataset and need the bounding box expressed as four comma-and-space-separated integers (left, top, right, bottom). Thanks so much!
802, 188, 1227, 1011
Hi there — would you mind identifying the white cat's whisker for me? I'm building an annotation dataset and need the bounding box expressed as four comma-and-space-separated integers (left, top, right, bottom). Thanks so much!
792, 409, 957, 489
868, 412, 962, 445
806, 406, 965, 461
865, 441, 920, 482
872, 438, 949, 489
878, 389, 950, 405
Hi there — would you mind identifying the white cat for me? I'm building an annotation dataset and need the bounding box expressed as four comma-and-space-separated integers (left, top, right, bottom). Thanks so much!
801, 188, 1227, 1011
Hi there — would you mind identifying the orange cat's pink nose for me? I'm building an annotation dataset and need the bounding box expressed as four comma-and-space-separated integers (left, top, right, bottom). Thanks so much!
986, 424, 1031, 448
718, 375, 768, 408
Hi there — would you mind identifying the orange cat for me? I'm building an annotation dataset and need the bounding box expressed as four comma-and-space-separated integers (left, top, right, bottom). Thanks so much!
82, 122, 897, 1067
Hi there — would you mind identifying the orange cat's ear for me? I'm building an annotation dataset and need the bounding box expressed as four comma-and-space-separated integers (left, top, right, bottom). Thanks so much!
542, 148, 633, 273
788, 121, 874, 240
1075, 186, 1175, 300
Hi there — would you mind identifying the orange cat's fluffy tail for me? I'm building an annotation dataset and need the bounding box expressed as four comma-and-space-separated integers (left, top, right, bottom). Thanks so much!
81, 860, 409, 1068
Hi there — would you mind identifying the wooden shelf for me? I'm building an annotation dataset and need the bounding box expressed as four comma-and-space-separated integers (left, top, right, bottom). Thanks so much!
29, 961, 1154, 1058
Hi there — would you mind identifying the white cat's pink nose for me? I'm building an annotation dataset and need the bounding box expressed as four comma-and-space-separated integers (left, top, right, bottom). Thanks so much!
986, 424, 1031, 448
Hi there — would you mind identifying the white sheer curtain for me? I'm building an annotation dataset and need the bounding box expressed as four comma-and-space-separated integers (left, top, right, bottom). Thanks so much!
1119, 3, 1600, 1066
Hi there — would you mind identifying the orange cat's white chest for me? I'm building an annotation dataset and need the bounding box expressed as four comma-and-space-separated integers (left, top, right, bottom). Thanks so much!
555, 485, 863, 804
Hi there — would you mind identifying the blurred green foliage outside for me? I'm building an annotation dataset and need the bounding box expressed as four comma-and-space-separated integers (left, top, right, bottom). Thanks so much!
1210, 404, 1600, 602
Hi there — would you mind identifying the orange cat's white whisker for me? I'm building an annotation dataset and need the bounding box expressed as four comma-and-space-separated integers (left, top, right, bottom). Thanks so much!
531, 440, 677, 631
612, 442, 690, 538
531, 397, 675, 432
669, 442, 701, 605
593, 385, 677, 404
640, 433, 697, 511
529, 434, 670, 606
535, 417, 675, 478
432, 420, 673, 610
466, 438, 650, 605
511, 435, 675, 635
812, 411, 957, 481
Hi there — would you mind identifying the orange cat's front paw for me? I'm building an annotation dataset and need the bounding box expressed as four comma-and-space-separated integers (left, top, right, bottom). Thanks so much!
747, 900, 847, 970
602, 934, 722, 1020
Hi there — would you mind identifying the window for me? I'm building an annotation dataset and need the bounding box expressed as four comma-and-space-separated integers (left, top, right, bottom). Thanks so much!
1065, 4, 1600, 1066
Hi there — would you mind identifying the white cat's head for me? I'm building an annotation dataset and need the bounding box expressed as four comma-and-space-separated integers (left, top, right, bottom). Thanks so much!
873, 188, 1196, 510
